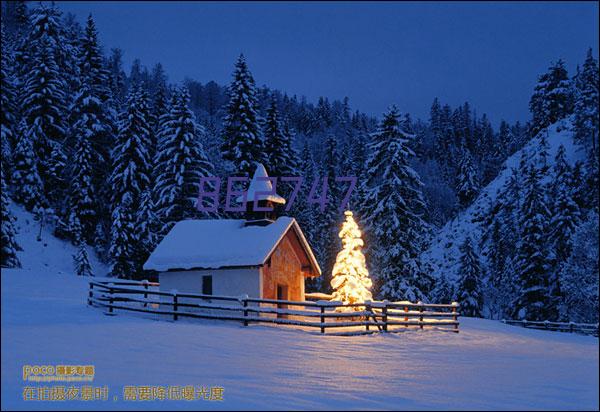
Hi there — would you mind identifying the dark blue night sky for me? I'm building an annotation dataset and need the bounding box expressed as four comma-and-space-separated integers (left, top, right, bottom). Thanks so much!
57, 1, 598, 124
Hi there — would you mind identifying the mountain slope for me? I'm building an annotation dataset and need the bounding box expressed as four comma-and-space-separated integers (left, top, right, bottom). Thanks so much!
421, 117, 585, 285
7, 201, 109, 277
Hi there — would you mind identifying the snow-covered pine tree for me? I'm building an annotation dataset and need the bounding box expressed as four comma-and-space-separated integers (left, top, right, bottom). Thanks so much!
456, 148, 479, 208
574, 49, 599, 153
27, 3, 80, 97
1, 25, 18, 171
67, 82, 105, 241
315, 134, 341, 292
549, 144, 581, 260
361, 106, 430, 301
135, 189, 159, 274
537, 130, 551, 174
154, 87, 214, 231
110, 86, 152, 210
70, 217, 93, 277
109, 193, 137, 279
548, 145, 581, 307
12, 120, 47, 213
296, 141, 320, 291
1, 162, 21, 268
456, 236, 484, 317
434, 274, 455, 304
108, 48, 127, 110
264, 99, 298, 178
45, 139, 68, 209
73, 242, 93, 277
558, 211, 599, 323
481, 166, 522, 318
20, 35, 68, 187
330, 210, 373, 310
78, 14, 111, 102
513, 164, 554, 321
221, 54, 264, 176
529, 60, 573, 136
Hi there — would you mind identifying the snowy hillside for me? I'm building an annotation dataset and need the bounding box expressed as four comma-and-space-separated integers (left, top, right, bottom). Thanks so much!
7, 201, 109, 277
421, 118, 585, 285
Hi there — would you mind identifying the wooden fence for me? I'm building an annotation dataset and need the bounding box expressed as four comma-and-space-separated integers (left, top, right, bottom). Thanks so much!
87, 280, 460, 335
502, 319, 599, 337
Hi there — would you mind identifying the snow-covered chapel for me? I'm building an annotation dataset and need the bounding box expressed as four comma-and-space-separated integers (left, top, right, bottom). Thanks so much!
144, 164, 321, 301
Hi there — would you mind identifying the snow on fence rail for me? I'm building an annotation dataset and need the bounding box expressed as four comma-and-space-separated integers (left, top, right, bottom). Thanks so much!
87, 280, 460, 335
502, 319, 599, 337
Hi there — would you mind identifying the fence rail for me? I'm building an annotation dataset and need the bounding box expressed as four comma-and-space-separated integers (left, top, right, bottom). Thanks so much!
502, 319, 599, 336
88, 280, 460, 335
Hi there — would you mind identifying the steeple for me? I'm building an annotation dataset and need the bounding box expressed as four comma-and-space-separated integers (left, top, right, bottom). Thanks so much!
243, 163, 286, 225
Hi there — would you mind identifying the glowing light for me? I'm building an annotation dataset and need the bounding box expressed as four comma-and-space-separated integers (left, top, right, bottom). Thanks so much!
330, 210, 373, 311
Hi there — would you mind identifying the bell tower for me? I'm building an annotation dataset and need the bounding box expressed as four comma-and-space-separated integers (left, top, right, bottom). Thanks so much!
243, 163, 286, 225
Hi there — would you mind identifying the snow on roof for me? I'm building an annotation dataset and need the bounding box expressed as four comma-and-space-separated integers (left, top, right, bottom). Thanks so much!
238, 163, 286, 204
143, 217, 320, 274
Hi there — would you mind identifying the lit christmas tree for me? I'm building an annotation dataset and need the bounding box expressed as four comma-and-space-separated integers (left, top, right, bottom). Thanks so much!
330, 211, 373, 310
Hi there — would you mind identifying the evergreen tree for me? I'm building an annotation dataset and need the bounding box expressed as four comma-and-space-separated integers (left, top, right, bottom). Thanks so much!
330, 210, 373, 310
20, 35, 67, 175
295, 141, 319, 273
108, 48, 127, 109
434, 274, 455, 304
110, 86, 152, 209
135, 189, 160, 274
1, 163, 21, 268
558, 211, 599, 323
70, 217, 93, 276
456, 236, 484, 317
514, 165, 554, 321
264, 99, 298, 177
456, 148, 479, 208
549, 145, 581, 263
109, 193, 137, 279
45, 139, 68, 208
67, 83, 105, 241
529, 60, 574, 136
78, 14, 111, 101
315, 134, 340, 291
12, 121, 46, 213
221, 54, 264, 176
154, 87, 214, 231
361, 106, 430, 301
73, 242, 93, 277
1, 25, 18, 166
574, 49, 599, 153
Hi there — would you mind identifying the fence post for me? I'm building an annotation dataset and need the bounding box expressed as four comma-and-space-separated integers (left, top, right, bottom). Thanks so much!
404, 305, 408, 328
452, 302, 459, 332
88, 282, 93, 306
172, 291, 178, 321
320, 305, 325, 334
569, 322, 574, 333
382, 300, 388, 332
418, 301, 424, 329
108, 283, 114, 315
242, 294, 249, 326
142, 280, 149, 308
365, 301, 371, 331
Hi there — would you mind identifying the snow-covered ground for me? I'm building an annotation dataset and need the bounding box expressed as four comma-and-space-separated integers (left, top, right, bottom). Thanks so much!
2, 202, 599, 410
421, 118, 585, 284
